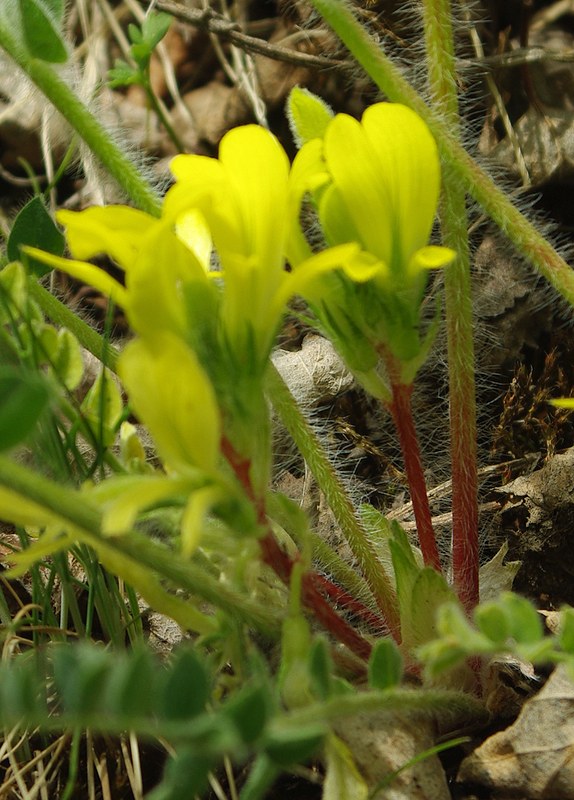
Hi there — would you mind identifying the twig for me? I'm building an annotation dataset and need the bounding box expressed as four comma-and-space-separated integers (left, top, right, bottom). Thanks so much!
152, 0, 349, 71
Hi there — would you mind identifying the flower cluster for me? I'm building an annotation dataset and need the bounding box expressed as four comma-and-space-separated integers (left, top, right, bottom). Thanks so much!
26, 99, 451, 550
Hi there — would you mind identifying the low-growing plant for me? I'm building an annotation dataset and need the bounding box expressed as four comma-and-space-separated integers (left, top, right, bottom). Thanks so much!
0, 0, 573, 796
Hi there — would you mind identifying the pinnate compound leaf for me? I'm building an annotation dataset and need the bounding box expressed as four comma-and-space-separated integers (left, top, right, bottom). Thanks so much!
0, 367, 51, 451
18, 0, 68, 63
8, 196, 65, 276
368, 638, 403, 690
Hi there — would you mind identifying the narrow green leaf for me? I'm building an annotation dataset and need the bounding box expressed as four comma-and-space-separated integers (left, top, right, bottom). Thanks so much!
368, 638, 403, 690
8, 196, 65, 276
18, 0, 68, 62
309, 636, 333, 700
0, 366, 51, 451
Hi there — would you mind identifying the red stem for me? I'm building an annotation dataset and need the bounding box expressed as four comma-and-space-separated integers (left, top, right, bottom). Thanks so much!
222, 436, 374, 662
312, 573, 389, 634
389, 382, 442, 573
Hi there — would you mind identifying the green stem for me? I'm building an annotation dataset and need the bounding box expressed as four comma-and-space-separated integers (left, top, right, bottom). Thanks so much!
421, 0, 478, 611
0, 455, 281, 637
0, 24, 161, 216
307, 0, 574, 307
266, 363, 401, 641
143, 76, 186, 154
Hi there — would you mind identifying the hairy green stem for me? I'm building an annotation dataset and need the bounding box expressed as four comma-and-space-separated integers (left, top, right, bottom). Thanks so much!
307, 0, 574, 307
421, 0, 479, 611
0, 23, 161, 216
0, 455, 281, 636
266, 363, 401, 640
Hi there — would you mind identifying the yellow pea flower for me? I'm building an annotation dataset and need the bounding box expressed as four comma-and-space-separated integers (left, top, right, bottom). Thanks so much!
294, 103, 454, 289
164, 124, 374, 369
289, 101, 455, 382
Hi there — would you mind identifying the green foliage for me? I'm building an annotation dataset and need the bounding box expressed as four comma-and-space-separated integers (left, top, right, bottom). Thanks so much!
0, 365, 51, 451
287, 86, 334, 146
17, 0, 68, 62
368, 638, 403, 690
8, 196, 65, 276
108, 12, 172, 88
419, 593, 570, 680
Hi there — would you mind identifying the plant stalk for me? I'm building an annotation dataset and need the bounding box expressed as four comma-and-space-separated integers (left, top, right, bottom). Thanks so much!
0, 455, 281, 636
266, 363, 401, 640
388, 381, 442, 572
0, 23, 161, 216
421, 0, 479, 611
221, 435, 374, 660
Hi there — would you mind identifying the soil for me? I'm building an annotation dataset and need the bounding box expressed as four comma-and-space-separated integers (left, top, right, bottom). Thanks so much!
3, 0, 574, 797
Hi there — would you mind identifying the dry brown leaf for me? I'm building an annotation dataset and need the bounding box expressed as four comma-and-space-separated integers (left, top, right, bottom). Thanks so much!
458, 665, 574, 798
333, 710, 450, 800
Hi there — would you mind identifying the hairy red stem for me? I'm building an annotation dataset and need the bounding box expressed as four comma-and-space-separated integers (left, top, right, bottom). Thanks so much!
312, 573, 389, 634
389, 382, 442, 573
259, 533, 373, 661
221, 436, 373, 661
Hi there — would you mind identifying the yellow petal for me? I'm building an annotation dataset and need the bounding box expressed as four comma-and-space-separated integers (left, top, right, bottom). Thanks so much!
57, 207, 153, 270
408, 245, 456, 274
127, 219, 207, 337
323, 104, 442, 275
362, 104, 441, 266
175, 209, 212, 271
118, 332, 221, 473
217, 125, 290, 272
22, 247, 128, 307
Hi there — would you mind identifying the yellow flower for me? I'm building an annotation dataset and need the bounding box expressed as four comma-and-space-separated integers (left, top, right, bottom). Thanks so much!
293, 103, 454, 291
288, 102, 455, 381
24, 206, 211, 339
164, 124, 372, 367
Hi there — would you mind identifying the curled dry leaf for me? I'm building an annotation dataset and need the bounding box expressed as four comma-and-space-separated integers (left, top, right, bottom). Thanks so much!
333, 710, 450, 800
458, 665, 574, 799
